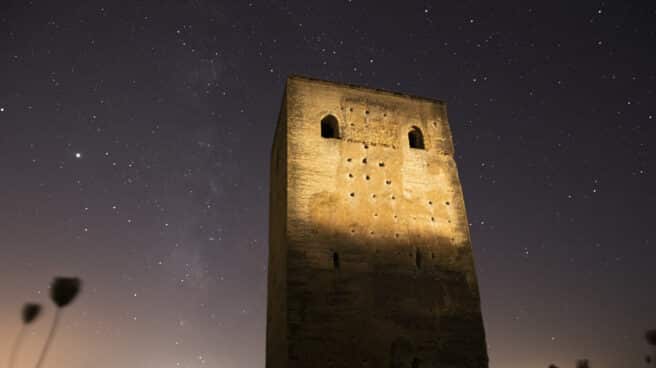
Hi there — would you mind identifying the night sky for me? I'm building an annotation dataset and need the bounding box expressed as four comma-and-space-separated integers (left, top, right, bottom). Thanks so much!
1, 1, 654, 367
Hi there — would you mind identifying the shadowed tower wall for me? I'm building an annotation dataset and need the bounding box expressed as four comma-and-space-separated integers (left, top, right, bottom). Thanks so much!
267, 75, 488, 368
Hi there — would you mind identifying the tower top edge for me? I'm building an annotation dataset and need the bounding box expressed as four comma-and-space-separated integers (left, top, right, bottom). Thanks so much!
287, 74, 446, 106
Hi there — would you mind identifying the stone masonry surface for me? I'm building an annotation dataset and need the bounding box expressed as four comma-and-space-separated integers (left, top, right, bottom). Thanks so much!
267, 75, 488, 368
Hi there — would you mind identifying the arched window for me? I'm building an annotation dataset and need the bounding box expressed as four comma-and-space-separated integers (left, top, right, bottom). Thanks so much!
408, 126, 425, 149
321, 115, 340, 139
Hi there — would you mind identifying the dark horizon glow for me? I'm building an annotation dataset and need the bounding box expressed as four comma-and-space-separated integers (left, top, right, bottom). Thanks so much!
0, 1, 654, 367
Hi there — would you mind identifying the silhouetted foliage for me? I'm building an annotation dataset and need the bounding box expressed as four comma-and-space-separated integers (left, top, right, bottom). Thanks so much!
9, 303, 43, 368
646, 329, 656, 365
21, 303, 42, 324
35, 276, 83, 368
647, 330, 656, 346
576, 359, 590, 368
548, 364, 559, 368
50, 277, 81, 307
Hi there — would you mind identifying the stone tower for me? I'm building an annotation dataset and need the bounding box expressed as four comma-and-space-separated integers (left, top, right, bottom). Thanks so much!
267, 75, 488, 368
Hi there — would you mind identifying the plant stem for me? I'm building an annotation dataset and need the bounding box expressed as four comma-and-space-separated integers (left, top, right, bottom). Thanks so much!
8, 325, 26, 368
34, 308, 61, 368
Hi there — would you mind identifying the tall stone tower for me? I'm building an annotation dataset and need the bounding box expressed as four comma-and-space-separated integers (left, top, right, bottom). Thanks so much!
267, 75, 488, 368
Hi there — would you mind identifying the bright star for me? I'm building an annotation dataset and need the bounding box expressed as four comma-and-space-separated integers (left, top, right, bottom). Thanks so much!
75, 152, 82, 158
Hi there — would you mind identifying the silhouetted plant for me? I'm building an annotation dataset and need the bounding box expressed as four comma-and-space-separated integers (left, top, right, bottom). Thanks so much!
647, 329, 656, 365
548, 364, 559, 368
50, 277, 81, 307
34, 276, 82, 368
22, 303, 42, 324
8, 303, 43, 368
647, 330, 656, 345
576, 359, 590, 368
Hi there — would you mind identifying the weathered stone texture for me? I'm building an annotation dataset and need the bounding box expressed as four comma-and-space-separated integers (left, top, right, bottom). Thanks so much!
267, 75, 488, 368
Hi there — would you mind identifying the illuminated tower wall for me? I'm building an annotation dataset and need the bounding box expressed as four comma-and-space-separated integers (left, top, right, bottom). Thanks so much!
267, 75, 488, 368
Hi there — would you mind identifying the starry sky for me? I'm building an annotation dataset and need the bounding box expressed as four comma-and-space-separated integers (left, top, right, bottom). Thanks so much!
0, 1, 654, 367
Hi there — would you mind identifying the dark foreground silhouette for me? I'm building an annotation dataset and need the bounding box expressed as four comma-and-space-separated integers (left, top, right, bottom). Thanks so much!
7, 276, 81, 368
